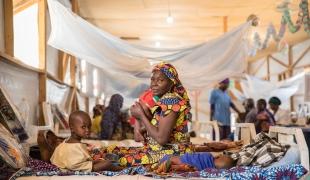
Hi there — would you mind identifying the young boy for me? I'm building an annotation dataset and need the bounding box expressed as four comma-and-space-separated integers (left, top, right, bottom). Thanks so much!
155, 152, 236, 173
50, 110, 122, 172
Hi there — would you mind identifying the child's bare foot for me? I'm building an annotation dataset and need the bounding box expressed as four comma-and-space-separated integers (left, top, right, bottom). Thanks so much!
37, 130, 64, 162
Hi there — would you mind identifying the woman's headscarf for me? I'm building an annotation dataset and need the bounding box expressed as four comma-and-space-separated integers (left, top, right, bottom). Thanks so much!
101, 94, 123, 139
152, 62, 191, 113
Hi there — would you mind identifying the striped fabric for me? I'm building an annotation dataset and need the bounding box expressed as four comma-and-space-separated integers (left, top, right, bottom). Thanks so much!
231, 132, 290, 167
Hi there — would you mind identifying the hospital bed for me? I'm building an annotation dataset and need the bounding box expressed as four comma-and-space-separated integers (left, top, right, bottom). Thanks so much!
12, 126, 309, 180
234, 123, 256, 145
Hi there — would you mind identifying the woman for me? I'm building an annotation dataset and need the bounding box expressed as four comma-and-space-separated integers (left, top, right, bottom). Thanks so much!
108, 62, 193, 166
131, 62, 191, 149
100, 94, 124, 140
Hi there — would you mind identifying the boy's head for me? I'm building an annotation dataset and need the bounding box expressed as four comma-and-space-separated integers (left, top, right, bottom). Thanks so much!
69, 111, 91, 139
214, 154, 236, 169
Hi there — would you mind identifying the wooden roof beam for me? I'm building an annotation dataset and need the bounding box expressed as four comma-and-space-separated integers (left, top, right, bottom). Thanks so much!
13, 0, 38, 15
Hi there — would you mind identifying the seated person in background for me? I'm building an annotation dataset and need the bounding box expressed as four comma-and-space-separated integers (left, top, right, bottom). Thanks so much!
154, 152, 236, 173
91, 104, 104, 138
255, 113, 272, 133
244, 98, 257, 123
120, 109, 134, 139
100, 94, 124, 140
268, 97, 291, 125
256, 99, 275, 126
51, 110, 122, 172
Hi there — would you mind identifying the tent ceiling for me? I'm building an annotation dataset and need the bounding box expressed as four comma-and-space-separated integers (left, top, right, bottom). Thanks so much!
78, 0, 309, 60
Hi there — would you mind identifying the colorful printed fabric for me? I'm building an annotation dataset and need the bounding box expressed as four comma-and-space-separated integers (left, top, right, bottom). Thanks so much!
0, 124, 27, 169
147, 62, 192, 151
0, 157, 18, 180
0, 87, 29, 142
88, 144, 194, 167
148, 92, 191, 151
10, 158, 307, 180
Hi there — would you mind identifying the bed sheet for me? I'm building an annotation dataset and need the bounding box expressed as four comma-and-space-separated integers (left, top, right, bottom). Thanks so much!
11, 158, 307, 180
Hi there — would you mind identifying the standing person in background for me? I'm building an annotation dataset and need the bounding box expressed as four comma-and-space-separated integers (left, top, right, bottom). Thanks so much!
209, 78, 241, 140
244, 98, 257, 123
100, 94, 124, 140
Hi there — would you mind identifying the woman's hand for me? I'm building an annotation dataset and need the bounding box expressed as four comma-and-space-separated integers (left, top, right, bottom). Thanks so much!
139, 100, 153, 119
130, 102, 145, 120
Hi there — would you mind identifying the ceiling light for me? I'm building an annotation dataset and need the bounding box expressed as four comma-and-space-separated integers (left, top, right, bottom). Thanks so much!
166, 15, 174, 24
155, 41, 161, 47
166, 0, 174, 24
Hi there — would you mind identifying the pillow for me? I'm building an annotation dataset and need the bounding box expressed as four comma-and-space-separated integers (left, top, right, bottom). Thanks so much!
0, 124, 27, 169
266, 145, 300, 169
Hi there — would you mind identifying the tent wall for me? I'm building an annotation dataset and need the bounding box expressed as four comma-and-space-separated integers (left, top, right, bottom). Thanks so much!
249, 39, 310, 110
0, 57, 39, 126
0, 0, 4, 52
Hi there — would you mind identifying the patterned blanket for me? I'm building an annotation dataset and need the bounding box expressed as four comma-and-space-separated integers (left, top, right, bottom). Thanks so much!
231, 132, 290, 167
10, 158, 307, 180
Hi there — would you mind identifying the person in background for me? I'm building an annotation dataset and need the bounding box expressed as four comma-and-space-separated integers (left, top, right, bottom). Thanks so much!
255, 99, 275, 133
244, 98, 257, 123
91, 104, 104, 138
100, 94, 124, 140
120, 109, 134, 139
268, 97, 291, 125
209, 78, 241, 140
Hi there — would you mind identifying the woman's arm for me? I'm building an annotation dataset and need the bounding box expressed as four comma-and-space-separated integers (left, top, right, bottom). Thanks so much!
130, 102, 178, 145
134, 120, 145, 142
139, 100, 153, 119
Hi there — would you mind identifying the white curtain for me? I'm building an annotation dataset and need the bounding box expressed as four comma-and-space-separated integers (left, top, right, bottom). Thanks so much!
47, 0, 251, 100
232, 72, 305, 109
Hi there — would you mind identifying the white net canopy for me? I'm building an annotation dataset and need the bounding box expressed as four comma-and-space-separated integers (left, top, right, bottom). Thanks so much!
47, 0, 251, 104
